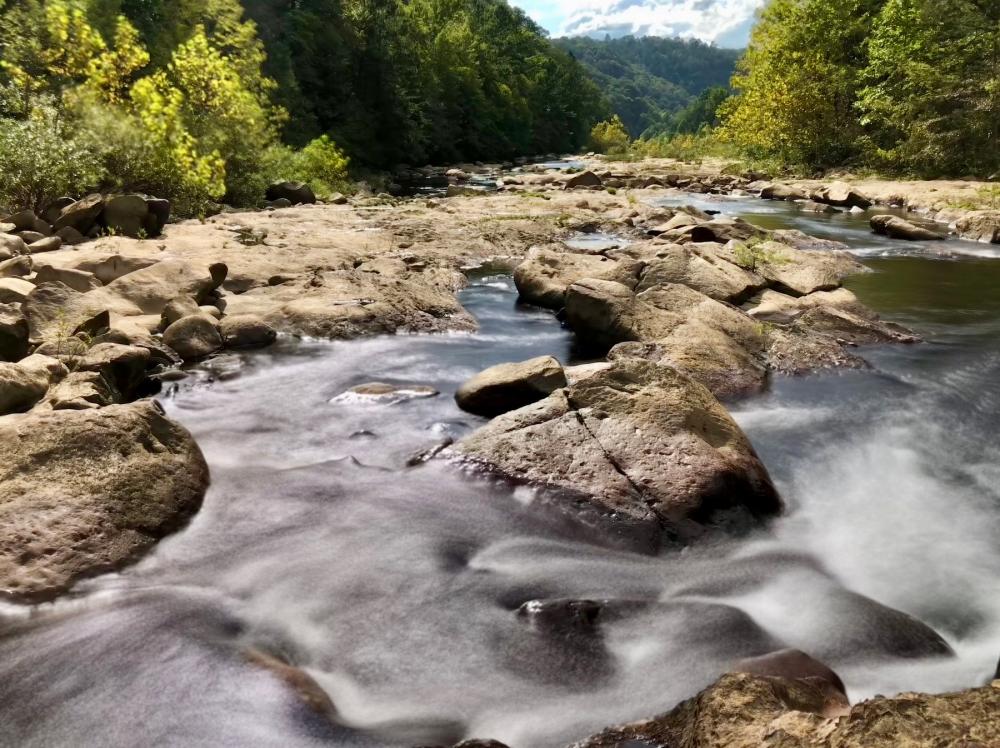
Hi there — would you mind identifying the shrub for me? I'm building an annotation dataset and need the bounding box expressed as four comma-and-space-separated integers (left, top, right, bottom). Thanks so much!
589, 115, 631, 155
0, 102, 103, 212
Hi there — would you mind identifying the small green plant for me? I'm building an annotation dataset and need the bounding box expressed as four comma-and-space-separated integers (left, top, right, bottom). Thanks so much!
589, 115, 631, 155
136, 227, 147, 240
732, 238, 789, 272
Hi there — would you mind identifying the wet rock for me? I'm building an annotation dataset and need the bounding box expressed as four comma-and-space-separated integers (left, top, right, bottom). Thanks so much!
0, 401, 209, 602
219, 314, 277, 349
33, 264, 102, 292
517, 598, 602, 631
53, 193, 105, 234
513, 247, 641, 309
870, 215, 943, 241
0, 277, 35, 305
954, 210, 1000, 243
634, 243, 766, 303
794, 305, 918, 345
571, 671, 1000, 748
266, 181, 316, 205
764, 326, 870, 375
800, 200, 840, 214
0, 233, 28, 259
747, 288, 862, 322
812, 181, 873, 209
162, 314, 223, 361
565, 171, 603, 189
455, 355, 567, 418
567, 279, 769, 399
454, 358, 780, 544
452, 741, 511, 748
735, 649, 849, 716
0, 304, 29, 362
245, 649, 337, 721
0, 255, 32, 278
760, 183, 808, 201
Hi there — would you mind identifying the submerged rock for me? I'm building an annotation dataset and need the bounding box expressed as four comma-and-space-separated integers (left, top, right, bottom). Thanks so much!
456, 355, 567, 417
0, 401, 209, 602
453, 358, 780, 545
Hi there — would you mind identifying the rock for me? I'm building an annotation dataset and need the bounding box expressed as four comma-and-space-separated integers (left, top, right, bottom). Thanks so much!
0, 277, 35, 305
646, 213, 700, 234
332, 382, 439, 405
265, 198, 292, 209
18, 230, 46, 244
0, 256, 32, 278
800, 200, 840, 214
445, 185, 483, 198
0, 233, 28, 259
665, 217, 766, 245
454, 358, 780, 545
160, 296, 202, 330
41, 197, 75, 225
513, 247, 641, 309
870, 215, 943, 241
0, 361, 51, 414
27, 236, 62, 254
954, 210, 1000, 243
53, 193, 105, 234
329, 193, 348, 205
634, 243, 766, 303
794, 305, 918, 345
748, 288, 862, 321
71, 255, 159, 285
812, 181, 872, 209
219, 314, 277, 349
54, 226, 86, 246
455, 355, 567, 417
101, 259, 227, 316
5, 210, 47, 233
0, 304, 29, 362
144, 197, 171, 235
565, 171, 603, 189
76, 343, 151, 399
266, 181, 316, 205
567, 279, 769, 399
571, 672, 1000, 748
735, 649, 849, 716
765, 325, 870, 375
33, 264, 102, 292
43, 371, 118, 410
162, 314, 223, 361
101, 194, 150, 238
0, 401, 209, 602
738, 240, 866, 296
760, 183, 807, 201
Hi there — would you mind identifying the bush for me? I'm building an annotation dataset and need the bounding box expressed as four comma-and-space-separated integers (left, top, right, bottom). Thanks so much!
589, 115, 631, 155
0, 103, 104, 212
265, 135, 351, 199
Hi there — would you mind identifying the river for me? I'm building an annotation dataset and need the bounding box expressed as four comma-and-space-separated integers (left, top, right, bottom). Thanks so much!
1, 196, 998, 747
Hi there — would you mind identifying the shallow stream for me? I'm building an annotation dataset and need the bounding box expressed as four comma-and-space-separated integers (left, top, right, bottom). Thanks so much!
1, 197, 998, 747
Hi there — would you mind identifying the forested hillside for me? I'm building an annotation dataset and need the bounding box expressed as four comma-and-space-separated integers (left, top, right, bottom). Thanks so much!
719, 0, 999, 176
0, 0, 603, 215
556, 36, 740, 137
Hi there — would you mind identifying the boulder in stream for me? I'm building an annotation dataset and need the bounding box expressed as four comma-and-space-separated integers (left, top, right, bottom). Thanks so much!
0, 401, 209, 602
870, 215, 943, 241
455, 355, 567, 417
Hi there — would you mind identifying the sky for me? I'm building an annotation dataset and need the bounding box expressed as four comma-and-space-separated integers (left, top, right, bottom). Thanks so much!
508, 0, 765, 48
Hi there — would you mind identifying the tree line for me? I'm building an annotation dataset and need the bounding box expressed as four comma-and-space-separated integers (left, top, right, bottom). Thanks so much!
0, 0, 604, 214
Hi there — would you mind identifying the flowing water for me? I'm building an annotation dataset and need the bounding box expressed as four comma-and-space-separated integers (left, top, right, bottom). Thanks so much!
1, 197, 999, 747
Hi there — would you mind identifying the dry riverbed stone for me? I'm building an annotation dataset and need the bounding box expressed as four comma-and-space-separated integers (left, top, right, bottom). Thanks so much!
0, 401, 209, 602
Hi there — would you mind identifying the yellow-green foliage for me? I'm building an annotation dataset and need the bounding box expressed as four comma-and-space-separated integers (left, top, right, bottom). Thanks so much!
288, 135, 350, 196
633, 128, 734, 162
589, 115, 631, 155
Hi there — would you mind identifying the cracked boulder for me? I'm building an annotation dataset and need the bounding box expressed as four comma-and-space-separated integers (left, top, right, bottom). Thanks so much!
0, 401, 209, 602
453, 358, 780, 547
513, 246, 642, 309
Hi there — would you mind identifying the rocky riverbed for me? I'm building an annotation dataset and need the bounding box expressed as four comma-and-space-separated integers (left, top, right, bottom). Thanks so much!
1, 157, 997, 746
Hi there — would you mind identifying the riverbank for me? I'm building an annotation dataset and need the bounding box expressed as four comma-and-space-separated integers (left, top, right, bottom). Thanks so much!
1, 159, 998, 746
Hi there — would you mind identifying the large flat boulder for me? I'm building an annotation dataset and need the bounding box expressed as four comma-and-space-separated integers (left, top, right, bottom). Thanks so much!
741, 240, 866, 296
812, 181, 872, 209
453, 358, 780, 545
513, 247, 641, 309
634, 242, 767, 303
954, 210, 1000, 243
0, 401, 209, 602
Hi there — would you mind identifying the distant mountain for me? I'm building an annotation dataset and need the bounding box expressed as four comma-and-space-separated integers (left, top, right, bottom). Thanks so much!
555, 36, 741, 137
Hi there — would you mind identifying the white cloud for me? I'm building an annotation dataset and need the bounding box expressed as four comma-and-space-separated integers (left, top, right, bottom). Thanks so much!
542, 0, 765, 47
